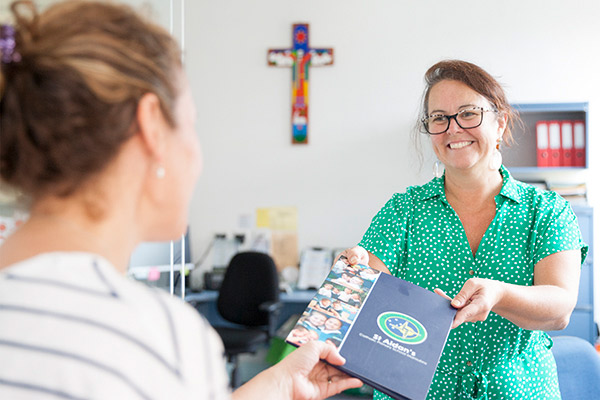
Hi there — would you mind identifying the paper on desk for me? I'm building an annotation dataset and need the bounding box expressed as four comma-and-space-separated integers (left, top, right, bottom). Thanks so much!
297, 248, 333, 290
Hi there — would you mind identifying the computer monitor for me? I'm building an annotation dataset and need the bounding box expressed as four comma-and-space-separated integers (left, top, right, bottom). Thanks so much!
129, 232, 191, 268
127, 230, 192, 291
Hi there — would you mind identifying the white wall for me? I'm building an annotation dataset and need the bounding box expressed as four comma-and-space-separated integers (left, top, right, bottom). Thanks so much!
3, 0, 598, 322
184, 0, 600, 319
186, 1, 599, 246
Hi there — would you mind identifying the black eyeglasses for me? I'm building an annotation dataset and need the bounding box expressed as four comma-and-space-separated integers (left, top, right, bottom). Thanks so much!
421, 106, 498, 135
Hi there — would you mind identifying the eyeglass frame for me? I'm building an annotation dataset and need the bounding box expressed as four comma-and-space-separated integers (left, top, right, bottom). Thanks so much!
421, 106, 498, 135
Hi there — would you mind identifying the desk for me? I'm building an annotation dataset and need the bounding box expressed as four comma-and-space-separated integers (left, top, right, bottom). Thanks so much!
185, 290, 316, 329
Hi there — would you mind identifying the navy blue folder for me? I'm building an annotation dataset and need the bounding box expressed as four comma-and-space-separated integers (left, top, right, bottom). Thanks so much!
286, 258, 456, 400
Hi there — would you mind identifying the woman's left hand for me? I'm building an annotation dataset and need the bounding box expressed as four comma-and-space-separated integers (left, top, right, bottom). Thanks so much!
434, 250, 581, 331
280, 341, 363, 400
435, 278, 504, 329
233, 340, 363, 400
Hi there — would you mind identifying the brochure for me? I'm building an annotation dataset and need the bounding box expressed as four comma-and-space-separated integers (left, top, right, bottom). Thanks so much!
286, 256, 456, 400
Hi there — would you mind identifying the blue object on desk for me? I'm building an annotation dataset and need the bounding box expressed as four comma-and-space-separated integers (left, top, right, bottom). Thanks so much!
551, 336, 600, 399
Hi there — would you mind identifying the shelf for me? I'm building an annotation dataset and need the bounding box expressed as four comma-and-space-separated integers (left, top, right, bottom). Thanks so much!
503, 102, 588, 172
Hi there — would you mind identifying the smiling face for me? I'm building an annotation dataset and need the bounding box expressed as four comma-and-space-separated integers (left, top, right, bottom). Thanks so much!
427, 80, 506, 174
290, 326, 310, 340
308, 312, 327, 327
320, 298, 332, 307
325, 318, 342, 331
350, 276, 363, 286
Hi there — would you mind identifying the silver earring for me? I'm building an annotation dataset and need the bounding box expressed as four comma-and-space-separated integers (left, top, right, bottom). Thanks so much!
433, 160, 444, 179
156, 166, 166, 179
489, 139, 503, 171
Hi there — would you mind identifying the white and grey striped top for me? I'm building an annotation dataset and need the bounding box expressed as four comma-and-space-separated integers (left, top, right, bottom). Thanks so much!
0, 252, 230, 400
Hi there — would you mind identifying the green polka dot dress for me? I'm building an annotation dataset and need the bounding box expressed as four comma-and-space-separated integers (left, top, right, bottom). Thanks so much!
359, 166, 588, 400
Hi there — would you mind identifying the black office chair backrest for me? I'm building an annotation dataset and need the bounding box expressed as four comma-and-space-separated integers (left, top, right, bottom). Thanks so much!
217, 251, 280, 327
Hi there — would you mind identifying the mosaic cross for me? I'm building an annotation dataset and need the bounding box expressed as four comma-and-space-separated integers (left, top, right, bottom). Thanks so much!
268, 23, 334, 144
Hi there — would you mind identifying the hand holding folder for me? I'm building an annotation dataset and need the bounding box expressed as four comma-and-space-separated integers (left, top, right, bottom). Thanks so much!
286, 256, 455, 400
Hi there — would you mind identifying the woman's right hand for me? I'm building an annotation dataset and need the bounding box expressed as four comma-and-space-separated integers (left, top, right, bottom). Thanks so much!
336, 246, 391, 275
337, 246, 370, 266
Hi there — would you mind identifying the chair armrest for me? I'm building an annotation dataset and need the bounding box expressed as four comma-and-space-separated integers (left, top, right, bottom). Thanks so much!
185, 292, 219, 307
259, 300, 283, 337
259, 301, 283, 313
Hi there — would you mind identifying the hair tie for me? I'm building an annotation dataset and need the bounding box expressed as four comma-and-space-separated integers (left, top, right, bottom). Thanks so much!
0, 24, 22, 64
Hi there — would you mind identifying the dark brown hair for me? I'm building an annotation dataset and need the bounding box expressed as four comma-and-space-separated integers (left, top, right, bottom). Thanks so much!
0, 0, 182, 198
419, 59, 519, 146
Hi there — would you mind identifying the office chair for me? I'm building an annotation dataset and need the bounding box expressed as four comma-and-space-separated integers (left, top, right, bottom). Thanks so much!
551, 335, 600, 399
214, 251, 282, 388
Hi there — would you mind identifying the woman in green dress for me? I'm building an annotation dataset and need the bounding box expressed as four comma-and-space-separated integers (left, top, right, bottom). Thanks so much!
343, 60, 587, 399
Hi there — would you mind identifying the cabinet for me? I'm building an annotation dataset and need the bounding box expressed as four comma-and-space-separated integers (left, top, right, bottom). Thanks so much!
503, 102, 589, 173
546, 205, 596, 344
502, 103, 596, 343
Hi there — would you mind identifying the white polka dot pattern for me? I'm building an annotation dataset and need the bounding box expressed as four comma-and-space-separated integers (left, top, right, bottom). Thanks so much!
360, 166, 588, 400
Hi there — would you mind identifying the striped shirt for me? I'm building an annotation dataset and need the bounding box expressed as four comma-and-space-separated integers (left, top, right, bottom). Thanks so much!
0, 252, 230, 400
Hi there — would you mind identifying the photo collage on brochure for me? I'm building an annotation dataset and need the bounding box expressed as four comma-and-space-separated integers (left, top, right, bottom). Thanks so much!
287, 256, 381, 348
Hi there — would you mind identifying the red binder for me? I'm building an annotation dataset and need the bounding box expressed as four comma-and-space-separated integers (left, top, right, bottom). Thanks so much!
536, 121, 549, 167
547, 121, 561, 167
573, 120, 586, 167
560, 121, 574, 167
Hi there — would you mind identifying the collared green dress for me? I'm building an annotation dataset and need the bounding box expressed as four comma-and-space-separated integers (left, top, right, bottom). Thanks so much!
359, 166, 588, 400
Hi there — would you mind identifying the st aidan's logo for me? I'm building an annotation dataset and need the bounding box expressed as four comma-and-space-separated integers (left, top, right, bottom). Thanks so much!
377, 312, 427, 345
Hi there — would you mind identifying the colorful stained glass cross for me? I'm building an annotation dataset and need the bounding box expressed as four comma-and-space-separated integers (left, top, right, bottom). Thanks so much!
268, 24, 334, 144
